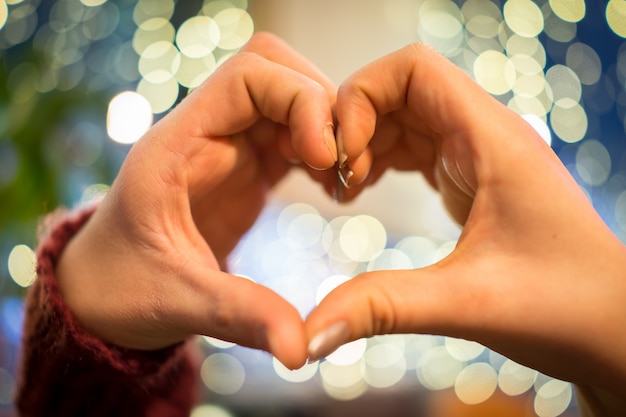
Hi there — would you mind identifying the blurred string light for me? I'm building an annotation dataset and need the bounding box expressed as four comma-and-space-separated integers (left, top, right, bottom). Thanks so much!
413, 0, 626, 242
207, 200, 579, 414
131, 0, 253, 116
7, 244, 36, 288
0, 1, 624, 416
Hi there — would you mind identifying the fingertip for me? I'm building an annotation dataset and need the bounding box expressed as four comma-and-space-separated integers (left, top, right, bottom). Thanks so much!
265, 314, 309, 369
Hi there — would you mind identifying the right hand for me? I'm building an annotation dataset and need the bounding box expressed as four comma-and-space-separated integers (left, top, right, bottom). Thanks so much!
56, 33, 338, 369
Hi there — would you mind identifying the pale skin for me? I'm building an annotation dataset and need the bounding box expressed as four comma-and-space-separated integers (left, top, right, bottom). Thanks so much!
305, 44, 626, 414
55, 34, 626, 414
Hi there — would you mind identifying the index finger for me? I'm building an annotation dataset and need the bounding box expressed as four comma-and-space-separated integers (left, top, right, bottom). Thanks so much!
336, 43, 546, 193
155, 50, 338, 175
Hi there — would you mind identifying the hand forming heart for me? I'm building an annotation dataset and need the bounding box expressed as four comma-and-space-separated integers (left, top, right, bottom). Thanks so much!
55, 33, 626, 408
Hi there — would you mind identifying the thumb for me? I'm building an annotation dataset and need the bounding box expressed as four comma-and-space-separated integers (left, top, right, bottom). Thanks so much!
176, 266, 309, 370
305, 258, 486, 361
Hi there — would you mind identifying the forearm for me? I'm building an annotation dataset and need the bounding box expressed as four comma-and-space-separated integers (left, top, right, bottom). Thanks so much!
16, 206, 200, 417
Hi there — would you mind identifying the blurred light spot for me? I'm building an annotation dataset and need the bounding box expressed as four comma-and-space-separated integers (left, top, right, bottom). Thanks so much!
616, 191, 626, 233
201, 353, 245, 395
176, 53, 216, 88
367, 248, 413, 272
190, 404, 234, 417
339, 215, 387, 263
498, 359, 537, 395
81, 1, 119, 41
474, 50, 516, 95
8, 244, 36, 287
214, 8, 253, 50
504, 0, 544, 38
106, 91, 153, 144
0, 1, 8, 32
432, 241, 457, 263
362, 344, 406, 388
372, 333, 407, 351
176, 16, 220, 58
606, 0, 626, 38
202, 336, 236, 349
80, 183, 110, 205
133, 0, 174, 26
277, 203, 318, 236
511, 52, 543, 75
326, 338, 367, 366
133, 17, 175, 55
81, 0, 107, 6
445, 337, 485, 361
566, 43, 601, 85
454, 362, 497, 405
0, 367, 14, 405
139, 40, 180, 83
136, 76, 179, 114
417, 0, 464, 56
316, 274, 351, 304
543, 4, 577, 43
550, 102, 587, 143
462, 0, 503, 39
546, 64, 581, 105
324, 216, 355, 264
534, 380, 573, 417
285, 212, 328, 254
514, 73, 546, 102
549, 0, 585, 22
576, 139, 611, 186
320, 360, 362, 388
522, 114, 552, 145
417, 345, 463, 390
273, 357, 318, 383
507, 35, 546, 69
320, 360, 367, 400
395, 236, 437, 268
488, 350, 508, 371
1, 3, 37, 47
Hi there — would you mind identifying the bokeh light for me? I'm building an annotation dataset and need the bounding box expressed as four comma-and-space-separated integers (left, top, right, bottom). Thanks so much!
201, 353, 246, 395
454, 362, 498, 405
272, 358, 318, 383
534, 379, 573, 417
7, 244, 36, 288
498, 358, 538, 396
190, 404, 235, 417
2, 1, 625, 415
106, 91, 153, 144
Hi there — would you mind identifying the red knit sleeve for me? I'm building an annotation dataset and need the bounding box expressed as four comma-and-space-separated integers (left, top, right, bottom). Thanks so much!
15, 206, 201, 417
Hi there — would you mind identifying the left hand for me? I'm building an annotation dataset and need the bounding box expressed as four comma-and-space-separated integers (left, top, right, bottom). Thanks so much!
305, 44, 626, 398
56, 33, 337, 369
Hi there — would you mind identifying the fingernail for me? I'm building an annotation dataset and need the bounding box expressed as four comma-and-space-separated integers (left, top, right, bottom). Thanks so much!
336, 125, 348, 168
338, 165, 353, 188
332, 172, 346, 203
308, 321, 350, 362
324, 123, 338, 162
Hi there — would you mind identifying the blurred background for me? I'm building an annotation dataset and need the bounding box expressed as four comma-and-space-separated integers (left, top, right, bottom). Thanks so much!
1, 0, 626, 416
